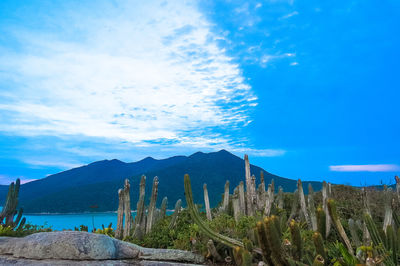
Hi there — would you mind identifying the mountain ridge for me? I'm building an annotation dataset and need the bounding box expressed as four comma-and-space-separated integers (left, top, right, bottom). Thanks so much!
0, 150, 322, 213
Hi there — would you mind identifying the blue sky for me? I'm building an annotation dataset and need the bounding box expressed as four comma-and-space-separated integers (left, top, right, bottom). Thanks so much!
0, 0, 399, 186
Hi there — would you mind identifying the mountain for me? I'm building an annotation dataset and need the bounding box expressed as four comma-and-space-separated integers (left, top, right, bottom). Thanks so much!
0, 150, 322, 213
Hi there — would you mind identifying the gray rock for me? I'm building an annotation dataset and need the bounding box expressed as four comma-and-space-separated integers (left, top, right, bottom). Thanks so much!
0, 231, 204, 264
0, 254, 203, 265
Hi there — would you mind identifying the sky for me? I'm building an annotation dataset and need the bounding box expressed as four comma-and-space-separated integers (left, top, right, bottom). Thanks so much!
0, 0, 399, 186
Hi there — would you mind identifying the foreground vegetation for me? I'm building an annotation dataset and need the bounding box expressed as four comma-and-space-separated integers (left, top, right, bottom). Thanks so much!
2, 155, 400, 265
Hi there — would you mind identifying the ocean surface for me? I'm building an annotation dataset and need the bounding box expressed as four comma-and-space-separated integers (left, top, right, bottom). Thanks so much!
24, 211, 173, 232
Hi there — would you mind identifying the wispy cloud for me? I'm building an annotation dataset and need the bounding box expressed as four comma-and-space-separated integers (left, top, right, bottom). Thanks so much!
330, 164, 400, 172
22, 158, 82, 169
0, 0, 281, 156
280, 11, 299, 20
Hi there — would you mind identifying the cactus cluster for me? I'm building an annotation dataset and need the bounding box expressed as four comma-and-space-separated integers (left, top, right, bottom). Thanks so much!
183, 154, 400, 265
116, 175, 181, 240
0, 179, 26, 230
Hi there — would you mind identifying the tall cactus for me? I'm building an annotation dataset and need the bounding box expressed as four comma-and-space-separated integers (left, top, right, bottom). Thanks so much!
146, 176, 159, 234
184, 174, 245, 249
238, 181, 246, 216
203, 183, 212, 221
244, 155, 255, 216
123, 179, 132, 239
328, 199, 353, 255
308, 184, 317, 231
298, 179, 312, 229
169, 199, 182, 229
0, 179, 25, 230
288, 189, 299, 222
159, 197, 168, 220
115, 188, 124, 239
322, 181, 331, 237
383, 185, 393, 233
276, 186, 284, 209
222, 180, 230, 211
232, 187, 240, 222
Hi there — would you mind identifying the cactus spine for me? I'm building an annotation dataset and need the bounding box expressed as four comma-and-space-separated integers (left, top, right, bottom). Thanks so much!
348, 218, 361, 247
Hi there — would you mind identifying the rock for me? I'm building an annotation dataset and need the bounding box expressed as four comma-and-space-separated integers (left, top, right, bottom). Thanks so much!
0, 254, 203, 265
0, 231, 204, 264
2, 231, 118, 260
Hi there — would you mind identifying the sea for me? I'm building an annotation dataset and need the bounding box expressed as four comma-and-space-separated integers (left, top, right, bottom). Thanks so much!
21, 211, 173, 232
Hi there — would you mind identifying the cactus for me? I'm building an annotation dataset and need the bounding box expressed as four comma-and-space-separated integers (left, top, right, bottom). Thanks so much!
289, 219, 302, 260
316, 207, 326, 239
348, 218, 361, 247
115, 189, 124, 239
308, 184, 317, 231
244, 154, 255, 216
159, 197, 168, 220
135, 175, 146, 225
386, 225, 397, 264
288, 189, 299, 222
169, 199, 182, 229
312, 255, 325, 266
122, 179, 132, 239
364, 213, 396, 266
264, 216, 288, 265
256, 221, 274, 265
203, 184, 212, 221
146, 176, 159, 234
233, 246, 252, 266
328, 199, 354, 255
312, 232, 326, 260
232, 187, 240, 222
206, 239, 223, 262
264, 183, 274, 216
383, 185, 393, 233
277, 186, 284, 209
0, 179, 25, 230
184, 174, 245, 249
322, 181, 331, 237
298, 179, 312, 229
238, 181, 246, 216
222, 180, 230, 212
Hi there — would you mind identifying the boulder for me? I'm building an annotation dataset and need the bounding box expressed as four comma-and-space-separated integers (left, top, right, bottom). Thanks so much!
0, 231, 204, 264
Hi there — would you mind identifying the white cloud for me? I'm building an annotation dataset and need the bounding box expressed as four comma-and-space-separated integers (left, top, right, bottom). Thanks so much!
280, 11, 299, 20
22, 158, 82, 169
330, 164, 400, 172
0, 0, 262, 152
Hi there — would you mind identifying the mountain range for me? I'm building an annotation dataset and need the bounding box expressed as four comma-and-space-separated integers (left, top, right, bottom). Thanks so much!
0, 150, 322, 213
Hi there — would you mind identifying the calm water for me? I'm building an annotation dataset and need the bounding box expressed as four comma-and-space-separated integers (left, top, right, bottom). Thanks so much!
24, 211, 172, 232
